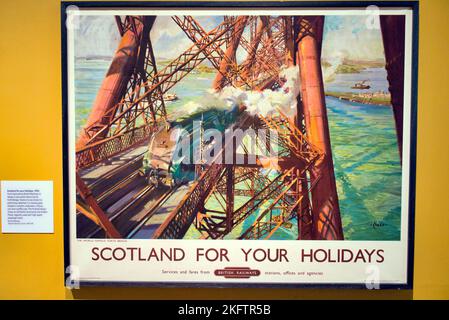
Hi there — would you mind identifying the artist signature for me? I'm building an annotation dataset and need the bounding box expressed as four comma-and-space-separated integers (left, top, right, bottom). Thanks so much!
371, 221, 385, 229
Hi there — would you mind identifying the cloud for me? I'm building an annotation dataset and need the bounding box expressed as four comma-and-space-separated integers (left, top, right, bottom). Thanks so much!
151, 17, 184, 42
322, 15, 385, 62
152, 16, 224, 60
74, 15, 119, 58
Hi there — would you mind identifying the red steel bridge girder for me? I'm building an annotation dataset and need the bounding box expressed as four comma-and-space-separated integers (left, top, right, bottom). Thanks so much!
380, 15, 405, 161
213, 16, 249, 91
77, 16, 145, 148
294, 16, 344, 240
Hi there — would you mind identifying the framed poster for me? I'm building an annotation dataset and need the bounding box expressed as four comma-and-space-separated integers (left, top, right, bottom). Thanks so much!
62, 1, 418, 288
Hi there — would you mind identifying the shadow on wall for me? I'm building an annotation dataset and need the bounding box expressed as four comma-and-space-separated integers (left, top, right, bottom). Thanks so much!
69, 286, 413, 300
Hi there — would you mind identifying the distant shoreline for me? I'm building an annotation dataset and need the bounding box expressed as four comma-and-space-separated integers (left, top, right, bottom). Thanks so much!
325, 91, 391, 106
76, 56, 112, 61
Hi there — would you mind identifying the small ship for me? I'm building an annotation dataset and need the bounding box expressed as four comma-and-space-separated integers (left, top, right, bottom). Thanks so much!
351, 80, 371, 90
163, 93, 178, 101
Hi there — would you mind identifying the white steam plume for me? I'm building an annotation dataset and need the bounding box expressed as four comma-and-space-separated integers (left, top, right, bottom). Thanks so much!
177, 66, 301, 118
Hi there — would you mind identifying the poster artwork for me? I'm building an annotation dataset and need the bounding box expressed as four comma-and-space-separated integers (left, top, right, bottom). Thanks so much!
64, 3, 417, 287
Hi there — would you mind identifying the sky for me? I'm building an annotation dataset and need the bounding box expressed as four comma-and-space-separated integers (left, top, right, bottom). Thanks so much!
322, 15, 385, 62
151, 16, 223, 60
74, 15, 385, 62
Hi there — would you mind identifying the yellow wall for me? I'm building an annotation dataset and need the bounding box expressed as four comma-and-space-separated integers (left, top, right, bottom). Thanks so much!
0, 0, 448, 300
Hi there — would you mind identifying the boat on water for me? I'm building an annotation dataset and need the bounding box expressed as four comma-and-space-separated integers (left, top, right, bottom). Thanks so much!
351, 80, 371, 90
163, 93, 178, 102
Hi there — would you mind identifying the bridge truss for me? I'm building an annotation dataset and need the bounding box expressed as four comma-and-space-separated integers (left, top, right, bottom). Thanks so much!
75, 15, 346, 241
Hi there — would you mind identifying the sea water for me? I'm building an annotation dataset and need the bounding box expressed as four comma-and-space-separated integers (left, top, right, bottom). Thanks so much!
74, 59, 401, 240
